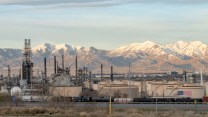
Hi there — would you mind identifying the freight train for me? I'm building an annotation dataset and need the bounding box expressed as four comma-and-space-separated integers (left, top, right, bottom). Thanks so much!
70, 96, 203, 104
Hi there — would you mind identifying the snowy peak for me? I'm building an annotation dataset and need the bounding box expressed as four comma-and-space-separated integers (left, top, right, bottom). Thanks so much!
54, 44, 75, 52
110, 41, 208, 59
172, 41, 189, 49
32, 43, 54, 53
33, 43, 79, 55
142, 41, 158, 47
164, 41, 188, 51
180, 41, 208, 57
189, 41, 206, 49
110, 41, 163, 57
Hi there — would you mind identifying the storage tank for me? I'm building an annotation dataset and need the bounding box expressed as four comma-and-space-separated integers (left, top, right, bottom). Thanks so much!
11, 87, 22, 97
205, 82, 208, 96
49, 86, 82, 97
99, 84, 138, 98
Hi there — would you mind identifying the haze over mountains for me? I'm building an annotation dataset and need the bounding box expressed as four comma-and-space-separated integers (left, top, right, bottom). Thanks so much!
0, 41, 208, 73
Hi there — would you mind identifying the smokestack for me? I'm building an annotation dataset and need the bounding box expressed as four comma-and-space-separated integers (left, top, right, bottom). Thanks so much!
57, 61, 59, 73
111, 66, 113, 82
68, 67, 71, 75
101, 64, 103, 79
54, 56, 56, 74
62, 54, 64, 70
8, 65, 11, 79
183, 69, 187, 82
201, 68, 203, 86
89, 71, 92, 90
75, 55, 78, 86
44, 57, 47, 80
21, 62, 23, 80
19, 69, 21, 79
89, 71, 92, 79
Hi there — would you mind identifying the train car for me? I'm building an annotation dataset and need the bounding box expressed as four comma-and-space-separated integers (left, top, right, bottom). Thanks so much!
91, 97, 114, 102
100, 97, 113, 102
114, 98, 133, 103
71, 96, 91, 102
133, 98, 156, 103
175, 97, 202, 104
70, 96, 203, 104
156, 98, 175, 103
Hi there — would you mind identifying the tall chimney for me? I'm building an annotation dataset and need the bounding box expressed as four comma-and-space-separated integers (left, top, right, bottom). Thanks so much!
101, 64, 103, 79
8, 65, 11, 79
185, 70, 187, 82
111, 66, 113, 82
75, 55, 78, 86
62, 54, 64, 70
57, 61, 59, 73
54, 56, 56, 74
201, 68, 203, 86
89, 71, 92, 79
44, 57, 47, 79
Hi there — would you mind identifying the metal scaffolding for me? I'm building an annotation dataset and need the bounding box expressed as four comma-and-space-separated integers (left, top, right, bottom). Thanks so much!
22, 39, 33, 84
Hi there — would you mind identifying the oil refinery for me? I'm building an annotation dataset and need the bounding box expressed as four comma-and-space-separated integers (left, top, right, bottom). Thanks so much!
1, 39, 208, 104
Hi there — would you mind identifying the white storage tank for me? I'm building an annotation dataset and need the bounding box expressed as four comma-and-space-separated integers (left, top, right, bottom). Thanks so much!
11, 87, 22, 97
49, 86, 82, 97
205, 82, 208, 96
99, 84, 138, 98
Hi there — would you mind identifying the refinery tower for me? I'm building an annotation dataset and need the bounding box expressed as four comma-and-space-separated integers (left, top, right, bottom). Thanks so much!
21, 39, 33, 86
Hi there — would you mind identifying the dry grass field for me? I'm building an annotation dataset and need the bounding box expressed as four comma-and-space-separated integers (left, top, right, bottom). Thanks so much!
0, 106, 207, 117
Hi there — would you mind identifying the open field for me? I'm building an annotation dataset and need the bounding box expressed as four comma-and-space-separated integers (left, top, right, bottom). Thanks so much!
0, 106, 208, 117
0, 95, 208, 117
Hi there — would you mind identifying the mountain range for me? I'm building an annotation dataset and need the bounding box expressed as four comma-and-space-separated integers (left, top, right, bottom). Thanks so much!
0, 41, 208, 74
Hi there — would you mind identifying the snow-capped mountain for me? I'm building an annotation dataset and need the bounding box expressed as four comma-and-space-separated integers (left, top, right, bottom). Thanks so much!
33, 43, 55, 54
0, 41, 208, 73
109, 41, 164, 58
163, 41, 208, 59
32, 43, 77, 55
110, 41, 208, 58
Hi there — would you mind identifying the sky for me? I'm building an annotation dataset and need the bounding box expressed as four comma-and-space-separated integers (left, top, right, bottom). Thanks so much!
0, 0, 208, 50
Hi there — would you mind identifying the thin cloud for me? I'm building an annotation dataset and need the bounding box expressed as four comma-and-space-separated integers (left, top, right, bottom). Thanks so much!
0, 0, 116, 6
1, 0, 208, 6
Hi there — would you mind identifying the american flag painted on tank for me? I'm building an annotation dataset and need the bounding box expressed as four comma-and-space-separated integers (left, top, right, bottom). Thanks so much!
178, 90, 192, 96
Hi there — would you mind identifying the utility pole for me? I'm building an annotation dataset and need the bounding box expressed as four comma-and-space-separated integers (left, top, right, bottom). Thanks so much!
111, 66, 113, 82
128, 60, 131, 98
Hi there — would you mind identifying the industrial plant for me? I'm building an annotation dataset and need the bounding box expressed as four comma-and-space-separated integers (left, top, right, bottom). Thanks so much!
1, 39, 208, 104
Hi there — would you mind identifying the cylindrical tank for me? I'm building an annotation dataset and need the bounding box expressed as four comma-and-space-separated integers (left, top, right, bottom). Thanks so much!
205, 82, 208, 96
20, 79, 27, 86
99, 84, 138, 98
11, 87, 22, 97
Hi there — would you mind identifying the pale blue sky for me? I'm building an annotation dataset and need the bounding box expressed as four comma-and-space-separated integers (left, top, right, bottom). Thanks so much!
0, 0, 208, 49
